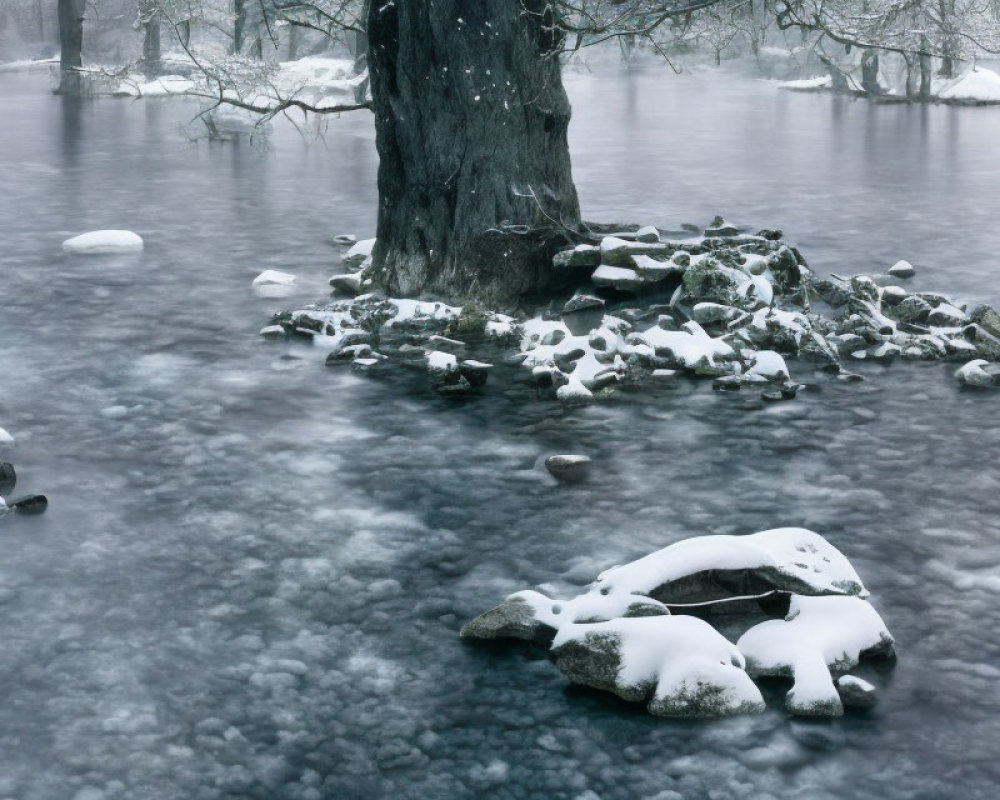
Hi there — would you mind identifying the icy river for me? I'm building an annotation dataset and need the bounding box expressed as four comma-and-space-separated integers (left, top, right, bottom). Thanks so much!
1, 66, 999, 800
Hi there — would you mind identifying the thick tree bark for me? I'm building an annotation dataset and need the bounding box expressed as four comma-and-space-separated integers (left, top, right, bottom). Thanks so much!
367, 0, 582, 307
56, 0, 85, 95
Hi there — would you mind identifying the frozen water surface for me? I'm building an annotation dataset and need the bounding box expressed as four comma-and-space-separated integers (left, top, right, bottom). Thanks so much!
1, 68, 1000, 799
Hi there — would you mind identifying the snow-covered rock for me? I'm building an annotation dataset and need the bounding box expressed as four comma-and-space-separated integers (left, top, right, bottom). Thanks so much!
252, 270, 296, 298
836, 675, 878, 709
426, 351, 458, 374
562, 292, 605, 314
62, 230, 144, 254
592, 527, 867, 605
551, 616, 765, 718
329, 273, 363, 296
342, 238, 376, 270
0, 427, 14, 445
737, 595, 894, 717
544, 454, 591, 482
463, 527, 887, 719
955, 359, 1000, 388
592, 264, 644, 292
640, 320, 735, 373
743, 350, 790, 383
635, 225, 660, 243
888, 260, 915, 279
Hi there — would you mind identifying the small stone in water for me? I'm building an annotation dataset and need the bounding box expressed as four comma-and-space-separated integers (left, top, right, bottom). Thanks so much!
836, 675, 878, 709
10, 495, 47, 514
887, 260, 915, 278
635, 225, 660, 243
544, 455, 591, 482
333, 234, 357, 246
259, 325, 286, 339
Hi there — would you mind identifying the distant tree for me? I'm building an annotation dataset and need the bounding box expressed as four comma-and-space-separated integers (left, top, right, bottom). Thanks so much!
776, 0, 1000, 98
137, 0, 162, 74
56, 0, 86, 93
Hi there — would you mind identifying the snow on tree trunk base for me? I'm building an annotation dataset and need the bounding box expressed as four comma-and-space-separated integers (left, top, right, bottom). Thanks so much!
461, 528, 893, 720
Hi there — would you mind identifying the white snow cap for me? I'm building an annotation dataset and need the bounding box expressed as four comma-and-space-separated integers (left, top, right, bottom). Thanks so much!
595, 527, 867, 600
252, 270, 296, 298
738, 594, 893, 716
62, 230, 144, 254
553, 615, 765, 717
252, 270, 296, 287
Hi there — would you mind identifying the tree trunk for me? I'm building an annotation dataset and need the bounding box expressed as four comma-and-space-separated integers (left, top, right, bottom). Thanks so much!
56, 0, 85, 95
903, 53, 918, 99
860, 50, 881, 95
367, 0, 581, 307
937, 0, 956, 77
142, 14, 161, 77
350, 28, 368, 73
36, 0, 46, 43
234, 0, 247, 54
818, 54, 849, 94
919, 37, 932, 100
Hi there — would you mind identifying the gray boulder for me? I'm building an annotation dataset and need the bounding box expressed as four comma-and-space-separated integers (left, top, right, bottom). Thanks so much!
460, 596, 548, 641
836, 675, 878, 709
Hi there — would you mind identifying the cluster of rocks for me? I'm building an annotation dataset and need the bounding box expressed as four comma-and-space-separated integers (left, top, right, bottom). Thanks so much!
260, 219, 1000, 399
0, 434, 48, 517
461, 528, 893, 719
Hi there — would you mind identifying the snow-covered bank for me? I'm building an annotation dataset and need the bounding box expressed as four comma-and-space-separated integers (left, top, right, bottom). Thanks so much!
108, 56, 362, 107
779, 66, 1000, 105
0, 57, 58, 73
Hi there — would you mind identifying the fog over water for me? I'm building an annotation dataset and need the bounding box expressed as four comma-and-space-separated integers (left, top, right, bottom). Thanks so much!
1, 66, 999, 799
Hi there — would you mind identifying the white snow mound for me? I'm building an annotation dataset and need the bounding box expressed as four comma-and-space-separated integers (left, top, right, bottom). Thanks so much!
62, 230, 144, 254
938, 68, 1000, 102
595, 527, 867, 600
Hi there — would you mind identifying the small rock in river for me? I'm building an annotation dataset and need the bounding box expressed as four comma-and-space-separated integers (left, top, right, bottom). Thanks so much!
635, 225, 660, 243
544, 454, 592, 482
10, 495, 47, 514
955, 359, 1000, 387
887, 260, 915, 279
836, 675, 878, 709
329, 273, 363, 296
